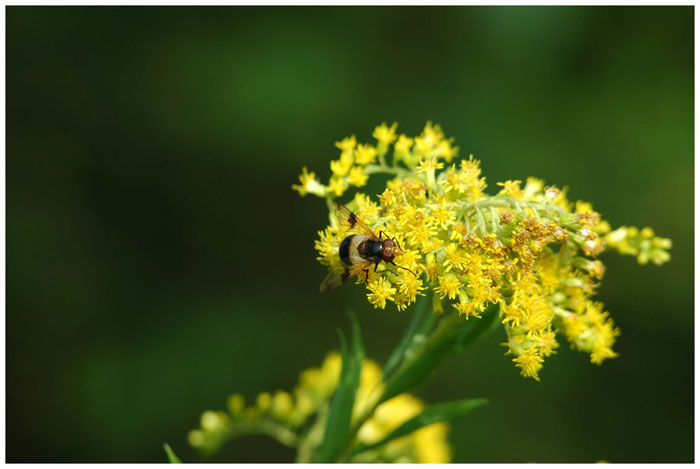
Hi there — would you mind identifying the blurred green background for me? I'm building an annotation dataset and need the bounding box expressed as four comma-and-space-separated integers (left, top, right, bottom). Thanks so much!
7, 6, 693, 463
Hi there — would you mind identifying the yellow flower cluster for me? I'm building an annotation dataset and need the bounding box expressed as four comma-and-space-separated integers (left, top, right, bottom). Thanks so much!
294, 122, 672, 380
188, 352, 450, 463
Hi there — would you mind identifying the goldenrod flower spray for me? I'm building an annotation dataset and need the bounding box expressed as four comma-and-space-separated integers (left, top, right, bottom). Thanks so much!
178, 122, 671, 463
295, 121, 670, 380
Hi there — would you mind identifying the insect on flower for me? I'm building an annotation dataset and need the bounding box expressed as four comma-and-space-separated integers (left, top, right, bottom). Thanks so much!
320, 202, 416, 292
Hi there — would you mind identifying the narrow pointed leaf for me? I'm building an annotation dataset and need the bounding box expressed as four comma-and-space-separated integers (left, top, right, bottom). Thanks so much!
317, 318, 364, 462
379, 315, 464, 403
163, 443, 182, 463
349, 310, 365, 364
347, 399, 488, 459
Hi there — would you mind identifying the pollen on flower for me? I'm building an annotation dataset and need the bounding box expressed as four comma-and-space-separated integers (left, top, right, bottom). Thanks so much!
499, 209, 515, 225
582, 236, 604, 257
405, 220, 439, 253
294, 121, 672, 380
315, 227, 342, 271
576, 201, 602, 228
398, 272, 425, 302
432, 199, 457, 230
393, 248, 422, 275
442, 243, 468, 272
417, 156, 445, 174
497, 180, 523, 199
367, 277, 397, 309
379, 188, 396, 207
352, 192, 381, 219
453, 291, 486, 319
513, 348, 544, 381
435, 274, 461, 300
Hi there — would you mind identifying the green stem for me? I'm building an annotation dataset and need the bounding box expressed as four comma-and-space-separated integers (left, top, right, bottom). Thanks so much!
295, 406, 329, 463
336, 306, 498, 462
365, 164, 413, 178
207, 418, 300, 458
257, 420, 299, 448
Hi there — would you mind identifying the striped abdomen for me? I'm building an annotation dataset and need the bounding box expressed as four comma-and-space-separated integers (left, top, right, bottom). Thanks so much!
339, 234, 383, 265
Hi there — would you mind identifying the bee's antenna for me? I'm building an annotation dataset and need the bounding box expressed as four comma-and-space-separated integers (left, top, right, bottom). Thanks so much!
391, 261, 417, 278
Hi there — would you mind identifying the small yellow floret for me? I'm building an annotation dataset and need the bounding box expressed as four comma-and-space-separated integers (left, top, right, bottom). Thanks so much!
373, 122, 398, 145
335, 135, 357, 152
367, 277, 397, 309
292, 167, 326, 197
513, 348, 544, 381
394, 134, 413, 155
355, 144, 378, 165
348, 166, 369, 187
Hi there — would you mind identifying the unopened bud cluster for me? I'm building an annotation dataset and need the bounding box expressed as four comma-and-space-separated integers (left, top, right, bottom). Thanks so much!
189, 352, 450, 462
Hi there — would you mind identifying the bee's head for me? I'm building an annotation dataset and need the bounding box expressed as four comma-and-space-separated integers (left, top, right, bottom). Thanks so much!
382, 238, 403, 262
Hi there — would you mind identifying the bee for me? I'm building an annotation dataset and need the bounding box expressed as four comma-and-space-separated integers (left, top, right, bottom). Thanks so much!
320, 202, 416, 292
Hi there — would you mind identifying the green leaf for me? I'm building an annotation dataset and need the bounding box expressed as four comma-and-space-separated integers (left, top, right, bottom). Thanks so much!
379, 313, 465, 403
380, 305, 499, 404
163, 443, 182, 463
347, 399, 488, 459
382, 295, 428, 379
316, 316, 364, 462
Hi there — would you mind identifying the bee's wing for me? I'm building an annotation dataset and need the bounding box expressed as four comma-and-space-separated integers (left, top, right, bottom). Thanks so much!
333, 202, 376, 238
319, 259, 373, 292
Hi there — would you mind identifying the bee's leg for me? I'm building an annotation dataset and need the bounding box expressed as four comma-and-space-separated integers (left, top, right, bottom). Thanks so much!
391, 261, 417, 278
364, 269, 370, 283
378, 260, 397, 276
